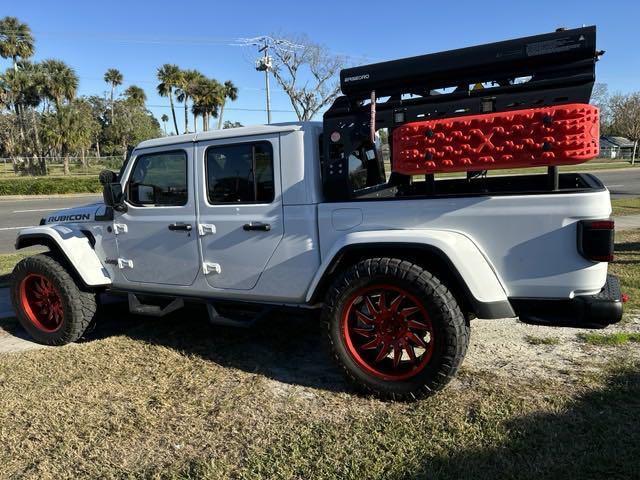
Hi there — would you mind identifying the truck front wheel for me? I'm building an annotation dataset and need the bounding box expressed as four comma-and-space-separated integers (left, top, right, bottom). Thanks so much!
324, 258, 469, 400
11, 253, 97, 345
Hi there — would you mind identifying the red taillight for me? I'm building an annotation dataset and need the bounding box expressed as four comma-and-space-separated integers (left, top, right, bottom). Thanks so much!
588, 220, 615, 230
577, 219, 615, 262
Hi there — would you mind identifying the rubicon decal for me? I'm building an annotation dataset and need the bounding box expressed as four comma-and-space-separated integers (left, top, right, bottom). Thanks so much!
46, 213, 92, 223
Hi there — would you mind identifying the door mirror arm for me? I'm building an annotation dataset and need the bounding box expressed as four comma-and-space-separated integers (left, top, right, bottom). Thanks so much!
103, 182, 128, 213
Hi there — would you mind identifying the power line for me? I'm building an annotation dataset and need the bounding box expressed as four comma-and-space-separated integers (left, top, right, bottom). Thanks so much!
0, 28, 377, 61
145, 104, 295, 113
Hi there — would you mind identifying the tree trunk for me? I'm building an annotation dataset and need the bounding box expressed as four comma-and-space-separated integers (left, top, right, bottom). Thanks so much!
217, 101, 226, 129
81, 148, 87, 169
110, 85, 115, 124
632, 140, 638, 166
30, 108, 43, 171
193, 112, 197, 133
63, 155, 70, 175
169, 90, 179, 135
96, 137, 101, 158
163, 122, 167, 135
184, 96, 189, 134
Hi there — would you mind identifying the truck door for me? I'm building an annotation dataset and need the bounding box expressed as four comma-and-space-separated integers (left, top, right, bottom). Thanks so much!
196, 135, 284, 290
115, 145, 200, 286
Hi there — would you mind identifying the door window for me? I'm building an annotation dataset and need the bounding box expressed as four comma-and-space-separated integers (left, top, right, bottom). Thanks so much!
127, 150, 188, 206
206, 142, 274, 204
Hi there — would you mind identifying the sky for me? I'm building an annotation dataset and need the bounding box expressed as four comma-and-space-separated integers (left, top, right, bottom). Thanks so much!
3, 0, 639, 134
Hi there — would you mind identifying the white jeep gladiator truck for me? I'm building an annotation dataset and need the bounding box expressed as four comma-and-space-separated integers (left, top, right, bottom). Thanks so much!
10, 26, 623, 399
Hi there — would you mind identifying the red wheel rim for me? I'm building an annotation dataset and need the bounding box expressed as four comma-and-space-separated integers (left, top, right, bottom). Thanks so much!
341, 284, 435, 381
19, 273, 64, 332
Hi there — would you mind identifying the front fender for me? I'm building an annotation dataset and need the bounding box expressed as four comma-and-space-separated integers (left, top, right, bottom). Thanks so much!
307, 229, 513, 316
15, 225, 111, 287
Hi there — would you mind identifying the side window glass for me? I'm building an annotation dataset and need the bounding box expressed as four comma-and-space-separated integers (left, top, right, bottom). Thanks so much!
128, 151, 188, 206
207, 142, 274, 204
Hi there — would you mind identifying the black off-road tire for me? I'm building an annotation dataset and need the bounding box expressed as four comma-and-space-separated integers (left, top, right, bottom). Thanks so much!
323, 258, 469, 401
10, 252, 97, 345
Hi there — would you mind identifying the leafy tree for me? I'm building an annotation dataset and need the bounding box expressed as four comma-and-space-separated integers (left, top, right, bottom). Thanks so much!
101, 99, 161, 156
104, 68, 123, 122
0, 17, 34, 71
270, 35, 344, 121
217, 80, 238, 129
175, 69, 204, 133
123, 85, 146, 107
156, 64, 181, 135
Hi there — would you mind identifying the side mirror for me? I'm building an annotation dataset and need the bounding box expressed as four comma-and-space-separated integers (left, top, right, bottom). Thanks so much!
103, 182, 126, 211
99, 169, 118, 186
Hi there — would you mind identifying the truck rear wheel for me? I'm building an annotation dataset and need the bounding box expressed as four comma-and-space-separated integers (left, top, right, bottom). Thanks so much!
323, 258, 469, 400
11, 253, 97, 346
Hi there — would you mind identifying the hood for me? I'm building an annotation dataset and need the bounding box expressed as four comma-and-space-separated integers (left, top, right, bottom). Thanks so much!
42, 202, 110, 225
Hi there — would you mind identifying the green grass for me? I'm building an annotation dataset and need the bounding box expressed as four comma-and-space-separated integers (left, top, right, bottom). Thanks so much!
612, 197, 640, 217
609, 229, 640, 315
0, 251, 32, 287
0, 175, 102, 195
578, 332, 640, 346
524, 334, 561, 346
0, 307, 638, 479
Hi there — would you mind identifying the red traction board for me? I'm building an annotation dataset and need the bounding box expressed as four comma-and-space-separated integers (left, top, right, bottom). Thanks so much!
392, 103, 599, 175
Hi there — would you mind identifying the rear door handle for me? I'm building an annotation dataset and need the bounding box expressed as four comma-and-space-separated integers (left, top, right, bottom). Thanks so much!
168, 223, 192, 231
243, 222, 271, 232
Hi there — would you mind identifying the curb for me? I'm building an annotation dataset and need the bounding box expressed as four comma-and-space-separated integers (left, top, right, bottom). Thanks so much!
0, 193, 101, 201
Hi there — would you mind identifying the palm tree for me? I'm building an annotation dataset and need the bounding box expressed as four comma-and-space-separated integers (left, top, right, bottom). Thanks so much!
160, 113, 169, 135
0, 17, 34, 71
191, 78, 223, 132
104, 68, 123, 122
156, 64, 181, 135
175, 69, 204, 134
40, 59, 78, 110
123, 85, 146, 106
217, 80, 238, 129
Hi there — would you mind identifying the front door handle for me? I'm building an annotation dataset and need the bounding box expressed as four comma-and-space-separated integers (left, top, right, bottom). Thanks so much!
243, 222, 271, 232
168, 223, 192, 231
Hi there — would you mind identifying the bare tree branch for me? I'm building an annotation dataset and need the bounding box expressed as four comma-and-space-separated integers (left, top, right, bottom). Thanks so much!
270, 34, 345, 121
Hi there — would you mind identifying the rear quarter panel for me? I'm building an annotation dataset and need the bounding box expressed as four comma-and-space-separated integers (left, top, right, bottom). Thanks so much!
317, 189, 611, 299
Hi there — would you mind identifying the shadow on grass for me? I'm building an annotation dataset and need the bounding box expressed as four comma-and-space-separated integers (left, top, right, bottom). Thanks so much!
412, 367, 640, 480
614, 241, 640, 253
82, 299, 352, 394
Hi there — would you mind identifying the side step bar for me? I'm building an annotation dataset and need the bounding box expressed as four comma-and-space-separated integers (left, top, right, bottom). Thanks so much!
128, 293, 184, 317
126, 292, 272, 327
206, 304, 271, 328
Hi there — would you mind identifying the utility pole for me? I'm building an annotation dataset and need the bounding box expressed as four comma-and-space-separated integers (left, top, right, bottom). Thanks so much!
255, 40, 273, 124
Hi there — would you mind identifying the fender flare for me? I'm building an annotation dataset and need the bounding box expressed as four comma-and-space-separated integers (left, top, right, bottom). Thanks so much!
306, 229, 515, 319
15, 225, 111, 287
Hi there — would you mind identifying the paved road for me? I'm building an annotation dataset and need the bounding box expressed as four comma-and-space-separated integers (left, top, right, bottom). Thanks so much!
0, 168, 637, 254
0, 195, 101, 254
592, 168, 640, 199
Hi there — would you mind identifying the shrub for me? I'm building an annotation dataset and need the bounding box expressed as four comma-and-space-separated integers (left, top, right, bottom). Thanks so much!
0, 176, 102, 196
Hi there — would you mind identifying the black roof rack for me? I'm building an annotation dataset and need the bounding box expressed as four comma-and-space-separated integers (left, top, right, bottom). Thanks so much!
338, 26, 596, 100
